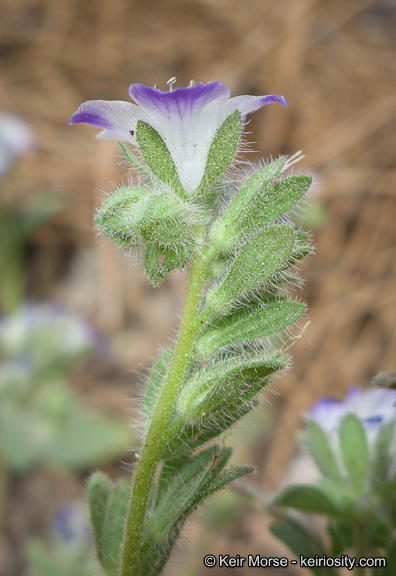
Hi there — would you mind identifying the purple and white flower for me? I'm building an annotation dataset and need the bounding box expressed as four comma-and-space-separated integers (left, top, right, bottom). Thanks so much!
308, 386, 396, 444
69, 80, 286, 193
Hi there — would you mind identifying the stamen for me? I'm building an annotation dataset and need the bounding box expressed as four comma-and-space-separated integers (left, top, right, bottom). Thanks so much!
188, 79, 196, 88
167, 77, 177, 92
153, 84, 158, 89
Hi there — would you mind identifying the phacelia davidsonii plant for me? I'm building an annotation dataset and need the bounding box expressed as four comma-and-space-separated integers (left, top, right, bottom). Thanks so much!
70, 78, 313, 576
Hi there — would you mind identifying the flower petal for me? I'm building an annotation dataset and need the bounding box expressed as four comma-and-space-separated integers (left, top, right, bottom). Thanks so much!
224, 94, 287, 118
69, 100, 146, 144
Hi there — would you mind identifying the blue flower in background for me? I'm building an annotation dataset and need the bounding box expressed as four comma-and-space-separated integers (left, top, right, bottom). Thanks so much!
308, 386, 396, 443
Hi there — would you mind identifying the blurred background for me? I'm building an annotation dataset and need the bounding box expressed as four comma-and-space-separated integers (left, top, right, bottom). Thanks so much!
0, 0, 395, 574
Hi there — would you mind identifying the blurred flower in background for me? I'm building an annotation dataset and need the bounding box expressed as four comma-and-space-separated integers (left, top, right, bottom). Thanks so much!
307, 386, 396, 446
0, 112, 34, 177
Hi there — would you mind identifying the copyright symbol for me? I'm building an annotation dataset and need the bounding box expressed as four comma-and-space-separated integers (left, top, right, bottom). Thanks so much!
204, 554, 217, 567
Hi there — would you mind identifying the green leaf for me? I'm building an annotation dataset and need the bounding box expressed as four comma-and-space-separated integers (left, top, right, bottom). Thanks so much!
373, 422, 395, 484
339, 414, 369, 493
328, 519, 353, 556
306, 420, 343, 483
270, 515, 335, 576
205, 225, 295, 314
102, 479, 130, 575
237, 175, 312, 241
176, 354, 286, 424
209, 156, 286, 253
144, 348, 173, 432
195, 299, 305, 358
274, 485, 340, 516
197, 111, 242, 194
136, 121, 184, 195
165, 354, 286, 456
88, 472, 113, 564
141, 446, 252, 576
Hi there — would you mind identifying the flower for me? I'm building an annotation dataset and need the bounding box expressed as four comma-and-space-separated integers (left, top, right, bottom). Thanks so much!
307, 386, 396, 444
69, 80, 286, 193
0, 112, 34, 177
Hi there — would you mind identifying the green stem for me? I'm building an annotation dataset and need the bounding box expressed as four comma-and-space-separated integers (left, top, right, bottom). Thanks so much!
354, 521, 367, 576
120, 227, 209, 576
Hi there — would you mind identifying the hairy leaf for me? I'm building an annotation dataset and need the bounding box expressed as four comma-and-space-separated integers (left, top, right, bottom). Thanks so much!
102, 479, 130, 575
209, 157, 286, 252
88, 472, 113, 565
144, 348, 173, 432
195, 299, 305, 358
306, 420, 343, 483
339, 414, 369, 493
205, 225, 295, 314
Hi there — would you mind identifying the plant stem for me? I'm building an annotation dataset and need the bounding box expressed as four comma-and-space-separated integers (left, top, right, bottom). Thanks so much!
120, 227, 209, 576
354, 521, 367, 576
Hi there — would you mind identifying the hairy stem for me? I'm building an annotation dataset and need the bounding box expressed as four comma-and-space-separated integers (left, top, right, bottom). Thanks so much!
120, 227, 208, 576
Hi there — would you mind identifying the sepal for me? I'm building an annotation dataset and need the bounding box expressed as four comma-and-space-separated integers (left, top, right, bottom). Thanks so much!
136, 121, 184, 196
196, 111, 242, 194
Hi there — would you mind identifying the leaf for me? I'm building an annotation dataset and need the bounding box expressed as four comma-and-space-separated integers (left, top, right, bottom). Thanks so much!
270, 515, 335, 576
101, 479, 130, 575
144, 348, 173, 432
195, 299, 305, 358
339, 414, 369, 493
328, 519, 353, 556
209, 156, 286, 253
176, 353, 286, 424
306, 420, 343, 483
372, 422, 395, 484
136, 121, 184, 196
88, 472, 113, 564
274, 485, 340, 516
141, 446, 252, 576
164, 354, 286, 456
205, 225, 295, 314
238, 175, 312, 241
197, 111, 242, 194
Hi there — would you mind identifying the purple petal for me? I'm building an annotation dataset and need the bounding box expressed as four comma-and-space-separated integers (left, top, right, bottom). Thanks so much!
224, 94, 287, 118
69, 100, 145, 143
128, 82, 230, 118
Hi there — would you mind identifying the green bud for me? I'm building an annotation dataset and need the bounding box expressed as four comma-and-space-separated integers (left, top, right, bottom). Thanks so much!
195, 299, 305, 358
95, 186, 147, 247
205, 225, 295, 314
